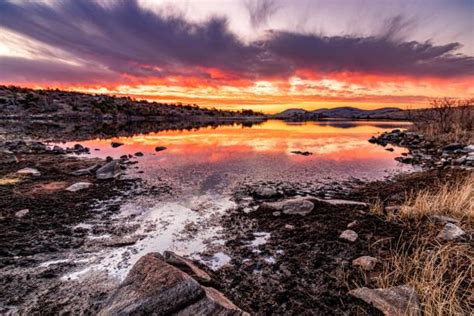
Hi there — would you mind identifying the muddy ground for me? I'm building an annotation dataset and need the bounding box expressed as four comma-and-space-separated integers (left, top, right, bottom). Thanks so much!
211, 169, 471, 315
0, 149, 141, 313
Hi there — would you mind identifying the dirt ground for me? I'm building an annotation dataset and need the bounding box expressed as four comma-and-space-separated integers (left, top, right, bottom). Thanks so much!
210, 169, 471, 315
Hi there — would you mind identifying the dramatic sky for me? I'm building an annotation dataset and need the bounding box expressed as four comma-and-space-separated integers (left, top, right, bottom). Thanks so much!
0, 0, 473, 113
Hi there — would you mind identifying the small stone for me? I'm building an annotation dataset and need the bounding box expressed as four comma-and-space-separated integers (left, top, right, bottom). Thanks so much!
339, 230, 358, 242
253, 187, 279, 199
272, 211, 281, 216
284, 224, 295, 230
66, 182, 93, 192
134, 152, 144, 157
436, 223, 465, 241
15, 209, 29, 218
111, 142, 124, 148
16, 167, 41, 177
155, 146, 167, 152
352, 256, 379, 271
347, 220, 358, 228
52, 145, 65, 154
349, 285, 421, 316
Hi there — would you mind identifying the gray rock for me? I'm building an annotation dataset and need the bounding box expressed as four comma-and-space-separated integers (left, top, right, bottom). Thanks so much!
163, 251, 212, 285
99, 253, 204, 315
347, 220, 359, 228
16, 167, 41, 177
254, 187, 279, 199
339, 230, 358, 242
352, 256, 379, 271
30, 142, 47, 151
15, 209, 29, 218
71, 164, 99, 176
52, 145, 66, 154
66, 182, 93, 192
177, 287, 248, 316
443, 143, 464, 152
262, 198, 314, 216
349, 285, 421, 316
96, 160, 121, 180
0, 150, 18, 164
436, 223, 465, 241
464, 144, 474, 152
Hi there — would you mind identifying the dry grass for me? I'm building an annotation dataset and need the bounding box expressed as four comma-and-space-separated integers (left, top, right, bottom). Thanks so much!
375, 238, 473, 316
368, 173, 473, 315
372, 173, 474, 226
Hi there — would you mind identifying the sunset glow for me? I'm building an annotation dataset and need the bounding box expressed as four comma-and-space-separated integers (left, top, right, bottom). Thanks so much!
1, 0, 473, 113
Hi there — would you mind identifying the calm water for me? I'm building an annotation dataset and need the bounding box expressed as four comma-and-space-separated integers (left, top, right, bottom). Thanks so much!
58, 120, 415, 279
66, 120, 413, 193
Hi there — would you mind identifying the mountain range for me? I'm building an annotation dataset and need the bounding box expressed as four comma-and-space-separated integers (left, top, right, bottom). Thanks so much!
273, 107, 404, 119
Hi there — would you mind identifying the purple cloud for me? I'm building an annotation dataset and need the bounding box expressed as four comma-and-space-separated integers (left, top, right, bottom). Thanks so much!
0, 0, 472, 84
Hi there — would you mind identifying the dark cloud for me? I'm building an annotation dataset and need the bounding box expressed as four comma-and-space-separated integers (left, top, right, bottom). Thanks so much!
0, 0, 472, 85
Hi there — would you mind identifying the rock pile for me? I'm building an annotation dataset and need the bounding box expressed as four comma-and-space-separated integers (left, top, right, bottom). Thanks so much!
369, 130, 474, 168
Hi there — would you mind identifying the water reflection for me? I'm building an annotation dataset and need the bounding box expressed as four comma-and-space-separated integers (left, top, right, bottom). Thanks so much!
64, 120, 413, 192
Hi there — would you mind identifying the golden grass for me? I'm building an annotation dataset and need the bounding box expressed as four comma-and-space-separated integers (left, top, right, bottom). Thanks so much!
369, 173, 473, 315
375, 239, 472, 316
372, 174, 474, 226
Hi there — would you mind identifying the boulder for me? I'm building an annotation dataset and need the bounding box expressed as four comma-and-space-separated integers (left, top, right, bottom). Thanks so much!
155, 146, 167, 152
66, 182, 93, 192
261, 198, 314, 216
96, 161, 121, 180
177, 287, 248, 316
163, 251, 212, 285
339, 230, 358, 242
352, 256, 379, 271
349, 285, 421, 316
0, 150, 18, 164
16, 167, 41, 177
443, 143, 464, 152
436, 223, 466, 241
99, 253, 204, 315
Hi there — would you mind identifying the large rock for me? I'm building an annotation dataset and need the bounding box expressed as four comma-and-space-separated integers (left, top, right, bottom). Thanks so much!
96, 160, 121, 180
261, 198, 314, 216
99, 253, 204, 315
436, 223, 466, 241
0, 150, 18, 164
349, 285, 421, 316
163, 251, 212, 285
177, 287, 248, 316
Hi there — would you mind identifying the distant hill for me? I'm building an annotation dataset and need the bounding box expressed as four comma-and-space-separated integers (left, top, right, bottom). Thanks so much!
274, 106, 405, 119
0, 85, 264, 121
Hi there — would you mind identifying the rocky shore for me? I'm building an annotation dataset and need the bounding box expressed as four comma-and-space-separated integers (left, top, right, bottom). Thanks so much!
0, 124, 471, 315
369, 129, 474, 169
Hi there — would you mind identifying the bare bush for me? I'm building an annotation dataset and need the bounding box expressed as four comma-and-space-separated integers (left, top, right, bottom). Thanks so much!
413, 98, 474, 143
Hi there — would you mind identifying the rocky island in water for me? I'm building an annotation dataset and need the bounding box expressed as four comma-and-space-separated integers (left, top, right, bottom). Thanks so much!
0, 86, 472, 315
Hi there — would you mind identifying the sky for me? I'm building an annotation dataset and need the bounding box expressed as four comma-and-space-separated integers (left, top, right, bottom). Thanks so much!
0, 0, 473, 113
